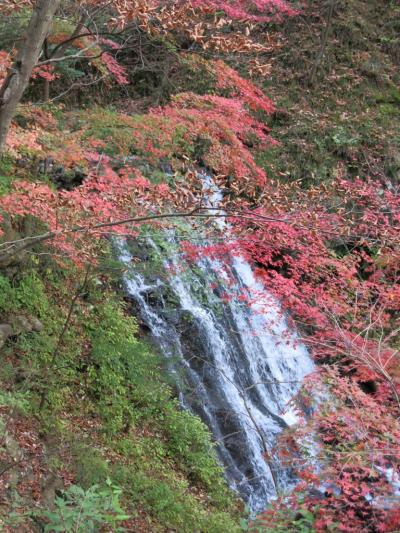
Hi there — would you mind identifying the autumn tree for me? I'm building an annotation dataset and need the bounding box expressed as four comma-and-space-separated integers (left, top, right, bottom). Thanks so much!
0, 0, 61, 153
0, 0, 296, 152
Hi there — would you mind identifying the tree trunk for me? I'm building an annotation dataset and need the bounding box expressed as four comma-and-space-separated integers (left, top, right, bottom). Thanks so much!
0, 0, 61, 154
42, 38, 51, 102
309, 0, 336, 86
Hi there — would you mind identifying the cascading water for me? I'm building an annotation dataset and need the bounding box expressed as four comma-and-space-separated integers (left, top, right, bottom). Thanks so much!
117, 174, 314, 513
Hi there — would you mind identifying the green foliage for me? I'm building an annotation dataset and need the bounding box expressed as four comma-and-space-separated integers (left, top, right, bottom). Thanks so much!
0, 271, 82, 412
0, 154, 15, 196
0, 390, 32, 415
328, 126, 360, 156
0, 9, 31, 51
71, 443, 110, 489
162, 404, 227, 497
80, 107, 139, 157
115, 469, 241, 533
85, 301, 167, 435
0, 270, 50, 317
40, 479, 129, 533
0, 274, 14, 314
15, 272, 49, 318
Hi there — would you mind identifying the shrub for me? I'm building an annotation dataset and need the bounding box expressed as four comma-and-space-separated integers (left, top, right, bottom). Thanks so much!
71, 444, 110, 489
163, 404, 230, 505
0, 274, 14, 314
40, 479, 129, 533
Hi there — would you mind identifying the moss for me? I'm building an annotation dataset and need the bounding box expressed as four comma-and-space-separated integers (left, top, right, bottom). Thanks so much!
260, 0, 399, 187
0, 154, 15, 196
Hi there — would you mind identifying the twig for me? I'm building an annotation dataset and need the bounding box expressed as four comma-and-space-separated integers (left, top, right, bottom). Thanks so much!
38, 265, 91, 411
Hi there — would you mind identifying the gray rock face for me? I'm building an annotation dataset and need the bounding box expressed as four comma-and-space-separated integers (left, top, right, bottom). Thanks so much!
0, 324, 13, 348
11, 315, 33, 335
29, 316, 44, 332
0, 316, 44, 349
11, 315, 43, 335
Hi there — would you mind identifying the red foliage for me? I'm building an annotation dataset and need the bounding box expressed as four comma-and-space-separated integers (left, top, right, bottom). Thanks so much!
0, 161, 173, 265
100, 52, 129, 85
235, 176, 400, 531
151, 92, 273, 185
191, 0, 298, 21
215, 60, 275, 113
31, 64, 58, 82
0, 27, 399, 527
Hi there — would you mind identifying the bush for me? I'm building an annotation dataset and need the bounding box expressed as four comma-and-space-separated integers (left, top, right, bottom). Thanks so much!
72, 444, 110, 489
85, 301, 168, 435
163, 405, 230, 505
0, 274, 14, 314
40, 479, 129, 533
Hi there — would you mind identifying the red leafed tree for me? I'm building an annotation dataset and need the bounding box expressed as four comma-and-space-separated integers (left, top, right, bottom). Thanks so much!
0, 59, 275, 264
0, 0, 294, 153
0, 162, 176, 267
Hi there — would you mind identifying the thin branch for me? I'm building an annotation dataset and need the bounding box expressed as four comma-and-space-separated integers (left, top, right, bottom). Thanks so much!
0, 208, 287, 260
38, 265, 91, 411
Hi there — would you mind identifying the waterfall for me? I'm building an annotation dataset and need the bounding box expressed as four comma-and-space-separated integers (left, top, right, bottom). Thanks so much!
117, 176, 314, 513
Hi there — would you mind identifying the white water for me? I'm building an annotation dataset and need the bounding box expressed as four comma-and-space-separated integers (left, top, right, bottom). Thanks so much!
117, 176, 314, 513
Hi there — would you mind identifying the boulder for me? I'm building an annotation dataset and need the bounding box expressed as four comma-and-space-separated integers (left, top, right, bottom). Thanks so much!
11, 315, 33, 335
10, 315, 44, 336
0, 324, 13, 349
29, 316, 44, 332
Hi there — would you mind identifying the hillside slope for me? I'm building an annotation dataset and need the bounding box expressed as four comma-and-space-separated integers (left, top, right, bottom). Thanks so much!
0, 0, 399, 531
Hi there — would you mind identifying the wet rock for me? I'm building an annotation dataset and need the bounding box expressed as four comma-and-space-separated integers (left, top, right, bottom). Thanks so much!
180, 310, 195, 326
146, 290, 161, 306
54, 167, 86, 191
